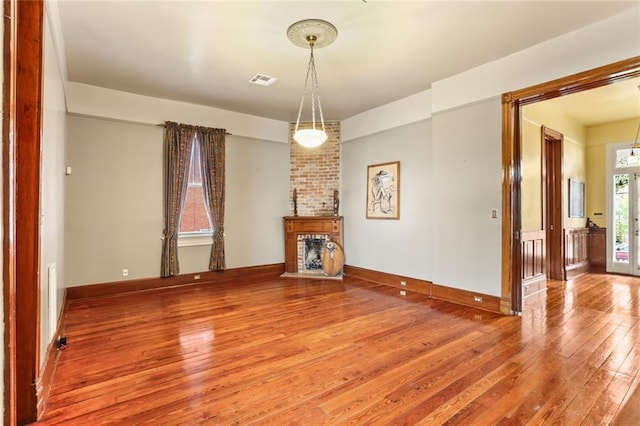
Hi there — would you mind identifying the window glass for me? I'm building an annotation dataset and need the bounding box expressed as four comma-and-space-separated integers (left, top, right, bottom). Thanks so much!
180, 140, 212, 235
613, 173, 629, 263
615, 148, 640, 168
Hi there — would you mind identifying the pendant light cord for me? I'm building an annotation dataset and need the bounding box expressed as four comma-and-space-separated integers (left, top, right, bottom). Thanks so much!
294, 41, 326, 133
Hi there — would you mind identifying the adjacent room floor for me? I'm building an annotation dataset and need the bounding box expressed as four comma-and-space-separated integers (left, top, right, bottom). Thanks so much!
35, 272, 640, 424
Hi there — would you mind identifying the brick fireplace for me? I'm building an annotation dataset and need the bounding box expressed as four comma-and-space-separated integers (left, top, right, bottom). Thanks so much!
283, 216, 343, 276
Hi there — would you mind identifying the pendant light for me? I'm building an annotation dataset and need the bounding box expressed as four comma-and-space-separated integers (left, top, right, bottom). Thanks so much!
287, 19, 338, 148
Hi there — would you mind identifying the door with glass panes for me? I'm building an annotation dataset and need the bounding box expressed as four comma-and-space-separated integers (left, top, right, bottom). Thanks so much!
609, 142, 640, 275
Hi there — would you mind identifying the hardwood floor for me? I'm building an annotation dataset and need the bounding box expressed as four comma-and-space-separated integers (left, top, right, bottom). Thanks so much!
35, 273, 640, 425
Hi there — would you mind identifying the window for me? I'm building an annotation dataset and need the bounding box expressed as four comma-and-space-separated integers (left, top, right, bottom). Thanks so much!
179, 139, 213, 246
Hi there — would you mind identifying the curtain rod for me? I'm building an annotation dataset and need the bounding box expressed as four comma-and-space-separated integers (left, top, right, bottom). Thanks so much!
157, 122, 232, 136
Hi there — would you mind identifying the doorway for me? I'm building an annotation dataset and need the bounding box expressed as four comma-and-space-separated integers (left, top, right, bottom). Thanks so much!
607, 142, 640, 276
502, 56, 640, 314
543, 126, 564, 280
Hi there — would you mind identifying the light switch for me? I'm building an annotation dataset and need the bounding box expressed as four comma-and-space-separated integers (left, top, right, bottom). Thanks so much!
491, 209, 498, 219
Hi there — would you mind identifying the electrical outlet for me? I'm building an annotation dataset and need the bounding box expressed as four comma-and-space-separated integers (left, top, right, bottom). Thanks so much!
122, 268, 128, 277
400, 290, 407, 296
473, 296, 483, 303
400, 280, 407, 287
491, 209, 498, 219
194, 275, 201, 280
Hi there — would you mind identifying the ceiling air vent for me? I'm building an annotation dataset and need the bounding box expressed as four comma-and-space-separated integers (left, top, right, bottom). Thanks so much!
249, 73, 277, 86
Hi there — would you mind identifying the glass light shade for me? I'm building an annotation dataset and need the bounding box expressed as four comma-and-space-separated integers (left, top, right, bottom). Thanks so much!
293, 128, 327, 148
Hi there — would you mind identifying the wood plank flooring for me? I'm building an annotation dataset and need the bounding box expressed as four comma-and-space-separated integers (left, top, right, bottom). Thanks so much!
35, 273, 640, 425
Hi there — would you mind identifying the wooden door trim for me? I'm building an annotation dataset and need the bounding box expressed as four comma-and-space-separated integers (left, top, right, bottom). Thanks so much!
3, 0, 45, 423
2, 1, 17, 423
501, 56, 640, 314
542, 126, 564, 281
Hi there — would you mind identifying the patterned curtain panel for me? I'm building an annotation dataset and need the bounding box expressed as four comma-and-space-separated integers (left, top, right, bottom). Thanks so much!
198, 127, 226, 270
161, 122, 196, 277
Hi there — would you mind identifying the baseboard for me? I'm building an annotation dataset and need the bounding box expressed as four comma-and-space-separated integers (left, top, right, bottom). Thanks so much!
66, 263, 285, 300
343, 265, 430, 295
36, 290, 68, 419
523, 274, 547, 298
431, 282, 502, 314
344, 265, 502, 314
565, 261, 589, 280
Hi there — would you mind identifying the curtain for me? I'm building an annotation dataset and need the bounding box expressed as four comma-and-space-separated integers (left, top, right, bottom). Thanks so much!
198, 126, 226, 270
161, 122, 196, 277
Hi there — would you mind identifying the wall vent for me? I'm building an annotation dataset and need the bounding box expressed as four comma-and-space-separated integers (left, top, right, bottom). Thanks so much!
248, 73, 277, 86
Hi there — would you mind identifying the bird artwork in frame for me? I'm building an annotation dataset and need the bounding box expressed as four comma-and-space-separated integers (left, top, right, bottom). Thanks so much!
366, 161, 400, 220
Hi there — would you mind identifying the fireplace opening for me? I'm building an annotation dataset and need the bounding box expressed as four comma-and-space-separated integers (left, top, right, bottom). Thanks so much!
297, 234, 330, 274
304, 238, 325, 270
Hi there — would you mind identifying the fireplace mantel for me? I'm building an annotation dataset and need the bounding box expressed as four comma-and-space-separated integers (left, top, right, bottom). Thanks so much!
283, 216, 344, 274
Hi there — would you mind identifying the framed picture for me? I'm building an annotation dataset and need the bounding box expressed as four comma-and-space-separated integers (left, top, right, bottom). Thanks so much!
366, 161, 400, 219
568, 179, 585, 218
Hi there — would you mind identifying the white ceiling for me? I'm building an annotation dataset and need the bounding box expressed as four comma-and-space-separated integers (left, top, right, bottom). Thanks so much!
55, 1, 640, 124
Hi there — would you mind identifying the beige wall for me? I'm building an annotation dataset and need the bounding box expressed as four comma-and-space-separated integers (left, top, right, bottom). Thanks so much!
522, 102, 588, 232
521, 119, 542, 231
65, 116, 290, 286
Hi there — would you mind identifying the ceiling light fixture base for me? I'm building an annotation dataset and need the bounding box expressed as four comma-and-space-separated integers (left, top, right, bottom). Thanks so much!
287, 19, 338, 50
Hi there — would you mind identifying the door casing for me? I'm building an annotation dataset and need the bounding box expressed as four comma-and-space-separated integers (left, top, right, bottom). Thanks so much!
501, 56, 640, 315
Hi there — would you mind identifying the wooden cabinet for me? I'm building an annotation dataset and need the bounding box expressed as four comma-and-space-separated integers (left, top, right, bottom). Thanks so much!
589, 227, 606, 273
283, 216, 343, 274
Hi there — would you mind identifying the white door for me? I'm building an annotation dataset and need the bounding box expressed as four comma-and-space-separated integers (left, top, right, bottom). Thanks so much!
607, 142, 640, 275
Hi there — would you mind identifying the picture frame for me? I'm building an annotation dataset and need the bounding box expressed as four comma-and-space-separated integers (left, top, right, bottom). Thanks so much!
568, 178, 585, 218
366, 161, 400, 219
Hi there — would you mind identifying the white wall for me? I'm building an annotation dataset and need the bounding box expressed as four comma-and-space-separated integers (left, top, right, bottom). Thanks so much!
342, 120, 433, 279
431, 99, 503, 296
60, 6, 640, 297
65, 116, 163, 285
65, 115, 289, 286
180, 135, 289, 273
340, 6, 639, 298
66, 82, 289, 144
341, 90, 431, 142
41, 9, 67, 364
431, 8, 640, 114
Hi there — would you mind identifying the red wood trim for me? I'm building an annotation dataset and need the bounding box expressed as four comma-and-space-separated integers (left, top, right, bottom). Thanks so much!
344, 265, 502, 314
66, 263, 285, 300
430, 283, 502, 314
35, 290, 67, 419
4, 0, 45, 423
521, 230, 546, 283
344, 265, 430, 295
510, 56, 640, 105
523, 276, 547, 298
2, 0, 17, 423
564, 227, 590, 279
501, 92, 521, 315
